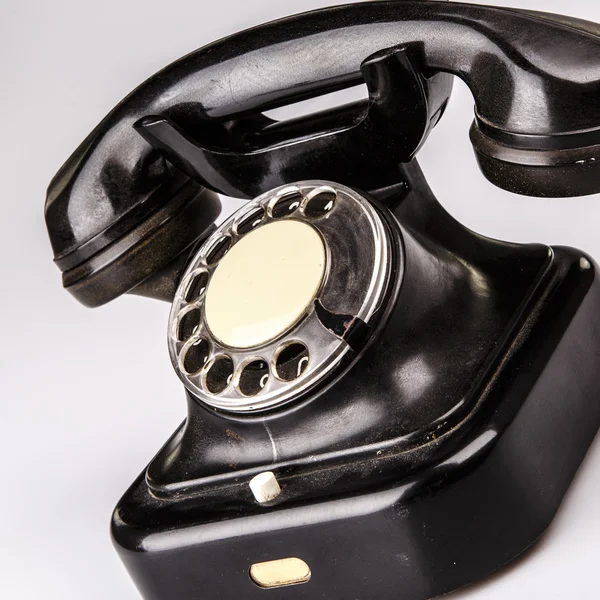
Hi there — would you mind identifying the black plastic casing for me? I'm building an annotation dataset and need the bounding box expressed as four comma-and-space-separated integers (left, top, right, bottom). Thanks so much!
111, 162, 600, 600
41, 2, 600, 597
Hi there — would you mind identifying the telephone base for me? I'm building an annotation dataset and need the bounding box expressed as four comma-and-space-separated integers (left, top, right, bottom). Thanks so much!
111, 246, 600, 600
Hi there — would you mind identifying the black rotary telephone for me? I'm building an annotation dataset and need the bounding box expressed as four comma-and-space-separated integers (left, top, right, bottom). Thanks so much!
45, 2, 600, 599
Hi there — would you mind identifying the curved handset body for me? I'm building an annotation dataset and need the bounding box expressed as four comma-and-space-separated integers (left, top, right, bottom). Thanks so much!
45, 3, 600, 600
45, 1, 600, 306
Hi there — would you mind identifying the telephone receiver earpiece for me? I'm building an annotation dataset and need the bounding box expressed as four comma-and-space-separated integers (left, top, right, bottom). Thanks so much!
45, 1, 600, 307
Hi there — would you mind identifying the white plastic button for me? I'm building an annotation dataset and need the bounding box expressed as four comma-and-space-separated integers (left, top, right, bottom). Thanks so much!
249, 471, 281, 503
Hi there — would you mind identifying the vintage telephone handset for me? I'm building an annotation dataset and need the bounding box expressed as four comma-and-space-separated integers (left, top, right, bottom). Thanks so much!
45, 2, 600, 599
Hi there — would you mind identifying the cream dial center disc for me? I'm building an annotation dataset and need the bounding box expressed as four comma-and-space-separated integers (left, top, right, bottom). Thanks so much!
204, 220, 326, 349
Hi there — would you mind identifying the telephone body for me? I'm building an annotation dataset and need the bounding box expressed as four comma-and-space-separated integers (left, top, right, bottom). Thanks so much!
45, 2, 600, 599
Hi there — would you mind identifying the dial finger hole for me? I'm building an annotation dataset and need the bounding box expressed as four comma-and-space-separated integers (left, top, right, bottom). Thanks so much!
205, 356, 234, 394
269, 188, 302, 219
238, 360, 270, 397
205, 235, 232, 266
235, 205, 266, 235
182, 338, 210, 375
274, 342, 310, 381
177, 308, 201, 342
185, 270, 209, 303
303, 187, 336, 218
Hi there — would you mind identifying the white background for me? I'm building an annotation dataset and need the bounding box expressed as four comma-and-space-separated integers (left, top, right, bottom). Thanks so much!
1, 0, 599, 598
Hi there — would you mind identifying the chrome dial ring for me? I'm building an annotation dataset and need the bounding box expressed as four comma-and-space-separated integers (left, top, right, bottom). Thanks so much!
167, 181, 393, 413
